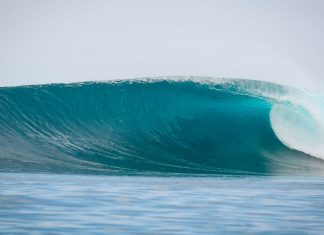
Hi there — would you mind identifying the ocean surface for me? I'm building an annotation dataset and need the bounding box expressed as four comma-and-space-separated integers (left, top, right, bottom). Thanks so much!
1, 77, 324, 234
1, 173, 324, 234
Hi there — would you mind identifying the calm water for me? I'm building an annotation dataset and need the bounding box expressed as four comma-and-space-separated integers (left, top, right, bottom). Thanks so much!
1, 173, 324, 234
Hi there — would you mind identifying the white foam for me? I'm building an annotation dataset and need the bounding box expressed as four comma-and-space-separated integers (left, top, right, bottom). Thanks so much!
270, 94, 324, 160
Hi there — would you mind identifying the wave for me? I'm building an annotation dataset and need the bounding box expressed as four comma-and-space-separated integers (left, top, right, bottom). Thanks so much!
1, 77, 324, 175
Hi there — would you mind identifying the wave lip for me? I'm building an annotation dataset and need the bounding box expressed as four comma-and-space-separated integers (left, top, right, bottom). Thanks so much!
0, 77, 324, 175
270, 103, 324, 160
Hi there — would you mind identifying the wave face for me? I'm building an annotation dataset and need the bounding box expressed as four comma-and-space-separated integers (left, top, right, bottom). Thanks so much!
1, 78, 324, 175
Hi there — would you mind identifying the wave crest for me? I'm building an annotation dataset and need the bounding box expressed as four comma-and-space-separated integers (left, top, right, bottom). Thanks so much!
0, 78, 324, 175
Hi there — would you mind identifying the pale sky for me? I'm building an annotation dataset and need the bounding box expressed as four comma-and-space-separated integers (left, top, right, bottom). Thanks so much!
0, 0, 324, 90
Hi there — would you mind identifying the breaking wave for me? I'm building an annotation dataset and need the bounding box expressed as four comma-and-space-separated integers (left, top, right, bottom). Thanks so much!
1, 77, 324, 175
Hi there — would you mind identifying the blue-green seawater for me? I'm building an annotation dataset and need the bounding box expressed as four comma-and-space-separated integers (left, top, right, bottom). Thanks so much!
1, 78, 324, 175
1, 78, 324, 234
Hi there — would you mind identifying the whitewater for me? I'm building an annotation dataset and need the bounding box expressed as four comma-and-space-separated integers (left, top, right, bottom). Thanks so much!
1, 77, 324, 175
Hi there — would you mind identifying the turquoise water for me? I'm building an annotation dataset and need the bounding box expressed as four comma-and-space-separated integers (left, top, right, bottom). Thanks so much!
1, 173, 324, 234
1, 78, 324, 233
1, 78, 324, 175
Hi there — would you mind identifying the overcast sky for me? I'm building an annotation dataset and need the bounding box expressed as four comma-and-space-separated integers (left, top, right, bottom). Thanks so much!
0, 0, 323, 90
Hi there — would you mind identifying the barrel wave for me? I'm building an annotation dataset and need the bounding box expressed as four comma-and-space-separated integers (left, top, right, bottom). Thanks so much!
1, 78, 324, 175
